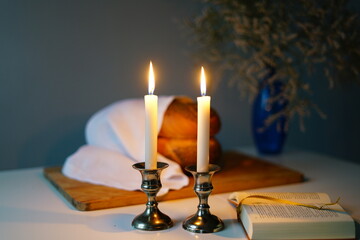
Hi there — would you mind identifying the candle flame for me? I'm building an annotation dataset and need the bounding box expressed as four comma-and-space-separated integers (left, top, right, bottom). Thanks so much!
148, 61, 155, 95
200, 66, 206, 96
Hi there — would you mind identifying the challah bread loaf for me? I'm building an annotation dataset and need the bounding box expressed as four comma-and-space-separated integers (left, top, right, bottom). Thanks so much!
158, 97, 221, 138
158, 137, 221, 169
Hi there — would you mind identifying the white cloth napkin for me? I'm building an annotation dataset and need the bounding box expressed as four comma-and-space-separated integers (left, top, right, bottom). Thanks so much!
62, 96, 189, 196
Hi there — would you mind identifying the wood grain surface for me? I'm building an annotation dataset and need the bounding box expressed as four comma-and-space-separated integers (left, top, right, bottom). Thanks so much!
43, 151, 303, 211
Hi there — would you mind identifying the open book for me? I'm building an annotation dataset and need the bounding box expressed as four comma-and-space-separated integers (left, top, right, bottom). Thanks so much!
228, 192, 355, 240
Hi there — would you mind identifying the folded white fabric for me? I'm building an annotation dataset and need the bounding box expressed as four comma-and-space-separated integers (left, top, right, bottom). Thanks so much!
62, 96, 189, 196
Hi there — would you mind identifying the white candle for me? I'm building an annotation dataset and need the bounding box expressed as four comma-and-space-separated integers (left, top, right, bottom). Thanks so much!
144, 61, 158, 169
197, 66, 210, 172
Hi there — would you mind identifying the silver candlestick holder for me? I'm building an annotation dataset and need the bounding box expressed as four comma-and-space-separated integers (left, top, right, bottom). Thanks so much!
132, 162, 173, 231
183, 164, 224, 233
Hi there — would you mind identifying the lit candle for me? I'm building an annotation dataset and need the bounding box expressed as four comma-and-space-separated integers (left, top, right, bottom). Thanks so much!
144, 61, 158, 169
197, 66, 210, 172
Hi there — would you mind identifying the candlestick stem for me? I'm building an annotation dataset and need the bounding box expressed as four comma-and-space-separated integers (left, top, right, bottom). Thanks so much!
132, 162, 173, 231
183, 164, 224, 233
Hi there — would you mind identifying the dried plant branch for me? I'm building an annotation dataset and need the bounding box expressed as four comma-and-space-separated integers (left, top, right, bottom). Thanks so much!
184, 0, 360, 129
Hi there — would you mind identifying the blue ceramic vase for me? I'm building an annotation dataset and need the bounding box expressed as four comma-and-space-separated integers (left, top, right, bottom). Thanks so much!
252, 68, 288, 154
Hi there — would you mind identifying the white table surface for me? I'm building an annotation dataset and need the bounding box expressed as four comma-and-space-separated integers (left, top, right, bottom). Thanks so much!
1, 147, 359, 240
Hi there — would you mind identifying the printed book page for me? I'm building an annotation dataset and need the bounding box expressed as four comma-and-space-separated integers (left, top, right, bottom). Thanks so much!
244, 202, 351, 223
229, 192, 332, 205
230, 192, 355, 239
229, 192, 352, 222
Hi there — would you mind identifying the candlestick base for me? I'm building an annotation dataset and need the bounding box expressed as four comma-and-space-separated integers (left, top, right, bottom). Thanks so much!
132, 162, 173, 231
182, 164, 224, 233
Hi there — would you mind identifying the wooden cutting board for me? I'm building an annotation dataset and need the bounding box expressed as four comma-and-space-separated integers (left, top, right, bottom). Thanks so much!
43, 151, 303, 211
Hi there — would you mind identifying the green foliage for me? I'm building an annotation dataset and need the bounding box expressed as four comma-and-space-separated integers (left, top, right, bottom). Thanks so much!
185, 0, 360, 129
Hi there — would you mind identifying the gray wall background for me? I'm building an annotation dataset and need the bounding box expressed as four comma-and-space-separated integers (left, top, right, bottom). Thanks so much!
1, 0, 359, 171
